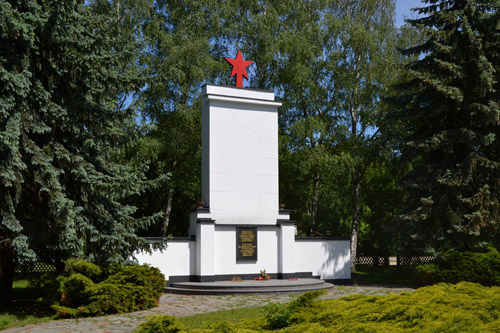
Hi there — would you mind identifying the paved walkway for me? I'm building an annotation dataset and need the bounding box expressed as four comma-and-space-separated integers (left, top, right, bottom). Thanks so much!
4, 285, 414, 332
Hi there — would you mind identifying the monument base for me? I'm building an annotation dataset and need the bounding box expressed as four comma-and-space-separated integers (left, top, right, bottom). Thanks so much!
165, 278, 334, 295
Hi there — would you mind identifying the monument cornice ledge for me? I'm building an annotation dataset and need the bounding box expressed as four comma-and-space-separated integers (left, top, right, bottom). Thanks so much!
205, 94, 282, 107
203, 84, 275, 99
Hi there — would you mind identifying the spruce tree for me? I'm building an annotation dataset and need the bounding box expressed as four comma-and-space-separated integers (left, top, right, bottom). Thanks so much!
0, 0, 161, 304
394, 0, 500, 252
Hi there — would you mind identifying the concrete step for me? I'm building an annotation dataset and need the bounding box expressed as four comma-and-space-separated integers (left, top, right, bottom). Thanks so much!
165, 278, 334, 295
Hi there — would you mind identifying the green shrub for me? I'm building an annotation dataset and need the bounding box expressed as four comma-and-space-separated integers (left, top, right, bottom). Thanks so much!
264, 303, 292, 330
288, 289, 326, 312
29, 273, 61, 306
284, 282, 500, 332
106, 264, 165, 300
264, 290, 326, 330
33, 261, 166, 318
416, 247, 500, 286
64, 260, 102, 281
149, 283, 500, 332
58, 273, 94, 307
81, 283, 146, 316
207, 321, 236, 332
135, 315, 185, 333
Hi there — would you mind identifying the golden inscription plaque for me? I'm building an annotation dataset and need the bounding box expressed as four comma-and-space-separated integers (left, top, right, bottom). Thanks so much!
236, 227, 257, 261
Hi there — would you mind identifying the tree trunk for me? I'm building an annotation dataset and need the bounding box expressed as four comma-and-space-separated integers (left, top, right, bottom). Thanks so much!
162, 187, 175, 237
0, 239, 14, 306
350, 178, 361, 270
309, 171, 321, 236
349, 51, 362, 270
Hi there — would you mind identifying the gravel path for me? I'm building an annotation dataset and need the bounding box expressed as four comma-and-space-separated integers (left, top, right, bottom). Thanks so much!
3, 285, 414, 332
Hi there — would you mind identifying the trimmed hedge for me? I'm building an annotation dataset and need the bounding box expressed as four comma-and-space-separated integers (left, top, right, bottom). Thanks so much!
416, 247, 500, 286
31, 260, 165, 318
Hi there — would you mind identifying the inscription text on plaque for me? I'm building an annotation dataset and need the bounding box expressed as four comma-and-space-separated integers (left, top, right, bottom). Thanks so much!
236, 227, 257, 261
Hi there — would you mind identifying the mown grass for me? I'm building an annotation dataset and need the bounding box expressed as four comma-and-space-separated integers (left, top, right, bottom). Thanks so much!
0, 279, 56, 331
139, 282, 500, 332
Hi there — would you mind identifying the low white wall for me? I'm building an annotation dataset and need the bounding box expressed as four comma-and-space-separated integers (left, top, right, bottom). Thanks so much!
136, 237, 350, 281
295, 239, 351, 280
215, 226, 279, 275
135, 239, 195, 280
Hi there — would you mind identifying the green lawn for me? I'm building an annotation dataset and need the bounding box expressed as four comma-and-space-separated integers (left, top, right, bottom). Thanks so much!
0, 279, 55, 331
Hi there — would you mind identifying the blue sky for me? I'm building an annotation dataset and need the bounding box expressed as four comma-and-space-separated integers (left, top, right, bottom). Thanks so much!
396, 0, 422, 27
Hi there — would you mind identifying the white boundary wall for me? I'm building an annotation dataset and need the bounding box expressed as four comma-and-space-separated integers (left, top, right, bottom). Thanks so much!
135, 239, 195, 278
295, 239, 351, 280
136, 237, 350, 281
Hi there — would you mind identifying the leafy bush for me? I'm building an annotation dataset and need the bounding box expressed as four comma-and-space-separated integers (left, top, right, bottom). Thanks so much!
416, 247, 500, 286
135, 315, 184, 333
58, 273, 94, 307
106, 265, 165, 300
29, 273, 62, 306
264, 290, 326, 330
207, 321, 237, 333
64, 260, 102, 281
264, 303, 292, 330
304, 282, 500, 332
30, 260, 165, 318
82, 283, 152, 316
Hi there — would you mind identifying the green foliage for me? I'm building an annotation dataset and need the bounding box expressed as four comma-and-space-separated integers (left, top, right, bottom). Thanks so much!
0, 0, 164, 302
105, 265, 165, 300
206, 321, 236, 333
390, 0, 500, 251
352, 266, 418, 286
64, 260, 102, 282
58, 273, 93, 308
147, 283, 500, 332
264, 290, 326, 330
288, 289, 326, 312
416, 247, 500, 286
29, 273, 62, 307
31, 261, 164, 318
135, 315, 184, 333
264, 303, 291, 330
81, 283, 151, 317
0, 279, 57, 330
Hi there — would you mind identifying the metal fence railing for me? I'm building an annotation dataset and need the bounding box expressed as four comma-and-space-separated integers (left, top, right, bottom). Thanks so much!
355, 256, 436, 267
15, 262, 56, 275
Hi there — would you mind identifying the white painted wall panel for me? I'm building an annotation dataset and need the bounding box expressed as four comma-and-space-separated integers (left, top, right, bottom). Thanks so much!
214, 227, 279, 275
295, 240, 351, 280
259, 136, 279, 158
135, 241, 195, 280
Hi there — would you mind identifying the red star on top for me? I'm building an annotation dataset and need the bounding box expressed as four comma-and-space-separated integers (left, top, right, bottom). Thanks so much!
224, 49, 253, 88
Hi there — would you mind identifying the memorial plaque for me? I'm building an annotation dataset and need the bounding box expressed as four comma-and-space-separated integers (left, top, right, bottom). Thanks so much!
236, 227, 257, 261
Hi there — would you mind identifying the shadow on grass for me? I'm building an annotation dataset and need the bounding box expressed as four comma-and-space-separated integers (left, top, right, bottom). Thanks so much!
350, 266, 419, 288
0, 279, 56, 330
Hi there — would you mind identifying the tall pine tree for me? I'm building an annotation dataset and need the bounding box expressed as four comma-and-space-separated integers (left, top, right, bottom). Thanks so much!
0, 0, 162, 304
393, 0, 500, 252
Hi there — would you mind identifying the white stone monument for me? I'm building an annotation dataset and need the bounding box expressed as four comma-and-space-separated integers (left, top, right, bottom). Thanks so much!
187, 84, 297, 281
136, 51, 351, 286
